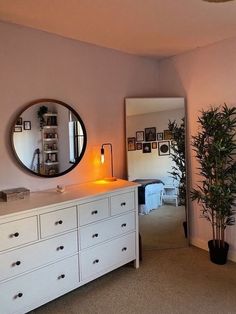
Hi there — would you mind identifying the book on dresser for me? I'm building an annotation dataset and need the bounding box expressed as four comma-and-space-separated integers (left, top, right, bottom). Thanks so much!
0, 179, 140, 314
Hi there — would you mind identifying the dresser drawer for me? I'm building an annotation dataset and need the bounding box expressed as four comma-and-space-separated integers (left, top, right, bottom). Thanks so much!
110, 192, 135, 216
0, 255, 79, 314
0, 216, 38, 252
40, 206, 77, 238
0, 231, 78, 282
80, 232, 135, 281
79, 198, 109, 226
80, 212, 135, 249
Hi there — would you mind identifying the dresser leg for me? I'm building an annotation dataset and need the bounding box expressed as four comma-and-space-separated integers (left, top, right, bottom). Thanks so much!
134, 259, 139, 268
139, 233, 142, 261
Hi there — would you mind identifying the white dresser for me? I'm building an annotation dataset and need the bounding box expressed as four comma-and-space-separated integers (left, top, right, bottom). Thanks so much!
0, 179, 139, 314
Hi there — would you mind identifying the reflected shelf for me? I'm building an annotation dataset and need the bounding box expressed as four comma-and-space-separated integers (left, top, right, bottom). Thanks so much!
43, 138, 58, 141
44, 162, 59, 166
43, 126, 58, 129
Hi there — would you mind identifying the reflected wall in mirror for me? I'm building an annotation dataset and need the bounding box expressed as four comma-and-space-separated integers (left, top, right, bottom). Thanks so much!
125, 97, 188, 250
11, 99, 87, 177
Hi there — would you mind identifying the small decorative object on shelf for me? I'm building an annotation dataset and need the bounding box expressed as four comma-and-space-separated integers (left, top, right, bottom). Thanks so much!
44, 113, 57, 126
44, 132, 58, 139
47, 168, 58, 175
51, 153, 57, 162
0, 187, 30, 202
56, 185, 65, 193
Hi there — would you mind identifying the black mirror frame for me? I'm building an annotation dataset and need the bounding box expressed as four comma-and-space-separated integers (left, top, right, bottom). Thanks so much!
11, 98, 87, 178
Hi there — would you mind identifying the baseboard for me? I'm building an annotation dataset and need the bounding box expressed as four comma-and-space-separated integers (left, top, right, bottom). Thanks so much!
228, 250, 236, 263
190, 237, 236, 263
190, 237, 208, 251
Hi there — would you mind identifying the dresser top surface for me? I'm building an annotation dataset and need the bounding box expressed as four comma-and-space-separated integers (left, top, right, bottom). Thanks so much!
0, 179, 139, 218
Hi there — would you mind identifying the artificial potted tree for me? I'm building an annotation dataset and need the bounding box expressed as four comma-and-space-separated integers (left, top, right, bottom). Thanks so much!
168, 117, 187, 237
191, 104, 236, 265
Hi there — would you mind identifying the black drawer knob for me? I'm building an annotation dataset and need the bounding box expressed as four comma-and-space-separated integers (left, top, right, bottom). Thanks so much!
55, 220, 63, 225
15, 292, 23, 299
93, 259, 99, 264
122, 247, 127, 252
92, 233, 99, 238
58, 274, 65, 279
57, 245, 64, 251
11, 232, 19, 238
12, 260, 22, 267
121, 223, 127, 227
121, 202, 126, 207
91, 210, 98, 215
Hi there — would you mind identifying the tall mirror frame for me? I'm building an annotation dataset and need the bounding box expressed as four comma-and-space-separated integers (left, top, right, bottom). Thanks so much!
11, 99, 87, 178
125, 97, 188, 250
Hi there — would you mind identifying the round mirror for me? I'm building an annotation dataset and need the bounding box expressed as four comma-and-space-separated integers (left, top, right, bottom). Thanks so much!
11, 99, 87, 177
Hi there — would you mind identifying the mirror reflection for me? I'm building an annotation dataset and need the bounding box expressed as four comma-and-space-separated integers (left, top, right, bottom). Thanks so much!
12, 99, 87, 177
125, 98, 188, 249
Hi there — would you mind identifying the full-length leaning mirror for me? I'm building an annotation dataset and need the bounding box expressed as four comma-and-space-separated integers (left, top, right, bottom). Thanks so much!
125, 97, 188, 250
11, 99, 87, 177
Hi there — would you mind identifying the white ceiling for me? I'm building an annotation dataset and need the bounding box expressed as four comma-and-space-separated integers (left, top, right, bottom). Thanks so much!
126, 98, 184, 116
0, 0, 236, 59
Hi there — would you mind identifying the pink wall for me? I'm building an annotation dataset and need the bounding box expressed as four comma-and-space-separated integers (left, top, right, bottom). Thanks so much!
159, 37, 236, 259
2, 20, 235, 259
0, 21, 159, 191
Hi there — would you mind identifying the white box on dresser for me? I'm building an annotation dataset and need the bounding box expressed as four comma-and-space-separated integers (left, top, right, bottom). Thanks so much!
0, 179, 139, 314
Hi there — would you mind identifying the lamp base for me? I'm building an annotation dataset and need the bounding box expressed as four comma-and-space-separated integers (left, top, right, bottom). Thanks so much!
103, 176, 117, 182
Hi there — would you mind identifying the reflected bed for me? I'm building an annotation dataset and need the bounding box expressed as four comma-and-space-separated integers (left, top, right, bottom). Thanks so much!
133, 179, 164, 215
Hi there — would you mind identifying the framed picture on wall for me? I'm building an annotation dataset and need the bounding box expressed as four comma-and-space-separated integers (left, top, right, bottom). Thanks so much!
145, 127, 156, 141
23, 121, 31, 130
136, 131, 144, 142
16, 117, 22, 126
158, 141, 170, 156
127, 137, 136, 151
157, 132, 163, 141
136, 142, 143, 150
143, 142, 151, 153
164, 130, 173, 140
152, 142, 157, 149
14, 126, 22, 132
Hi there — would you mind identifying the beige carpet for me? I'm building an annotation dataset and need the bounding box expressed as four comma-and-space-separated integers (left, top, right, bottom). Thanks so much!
31, 247, 236, 314
139, 205, 188, 249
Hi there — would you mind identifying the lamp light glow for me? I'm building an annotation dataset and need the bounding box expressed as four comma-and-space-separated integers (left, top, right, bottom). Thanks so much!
101, 147, 105, 164
100, 143, 117, 181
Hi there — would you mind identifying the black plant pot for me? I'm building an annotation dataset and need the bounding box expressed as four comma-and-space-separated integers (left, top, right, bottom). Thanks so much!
208, 240, 229, 265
